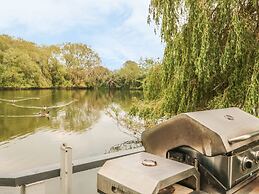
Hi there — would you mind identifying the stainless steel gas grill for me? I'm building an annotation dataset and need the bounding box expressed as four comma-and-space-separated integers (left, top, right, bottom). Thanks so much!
142, 108, 259, 193
97, 152, 200, 194
97, 108, 259, 194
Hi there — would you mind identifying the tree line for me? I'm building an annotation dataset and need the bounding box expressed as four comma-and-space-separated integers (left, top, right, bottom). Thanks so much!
131, 0, 258, 118
0, 35, 150, 90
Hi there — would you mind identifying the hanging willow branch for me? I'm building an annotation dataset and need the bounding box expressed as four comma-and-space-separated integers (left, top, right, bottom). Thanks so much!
145, 0, 259, 116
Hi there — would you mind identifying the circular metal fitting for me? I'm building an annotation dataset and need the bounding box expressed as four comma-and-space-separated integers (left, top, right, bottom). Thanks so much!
142, 159, 157, 167
242, 156, 253, 171
224, 114, 234, 120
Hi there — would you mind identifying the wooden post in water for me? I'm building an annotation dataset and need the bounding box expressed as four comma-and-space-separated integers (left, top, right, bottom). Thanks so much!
60, 143, 72, 194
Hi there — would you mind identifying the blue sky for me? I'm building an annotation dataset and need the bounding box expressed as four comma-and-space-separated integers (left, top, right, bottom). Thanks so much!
0, 0, 164, 70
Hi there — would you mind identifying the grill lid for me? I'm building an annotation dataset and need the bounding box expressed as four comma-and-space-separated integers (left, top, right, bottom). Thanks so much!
97, 152, 200, 194
142, 108, 259, 157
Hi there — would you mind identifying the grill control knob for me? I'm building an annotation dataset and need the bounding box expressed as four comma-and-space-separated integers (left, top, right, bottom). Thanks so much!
242, 157, 253, 170
252, 151, 259, 163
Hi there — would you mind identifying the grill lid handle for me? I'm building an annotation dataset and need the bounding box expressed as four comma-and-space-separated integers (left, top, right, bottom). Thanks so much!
228, 130, 259, 144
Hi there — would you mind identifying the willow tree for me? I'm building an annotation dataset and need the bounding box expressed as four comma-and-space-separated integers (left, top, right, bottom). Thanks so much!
146, 0, 259, 116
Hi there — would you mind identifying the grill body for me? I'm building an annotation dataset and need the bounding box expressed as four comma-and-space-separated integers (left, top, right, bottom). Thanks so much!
142, 108, 259, 193
97, 108, 259, 194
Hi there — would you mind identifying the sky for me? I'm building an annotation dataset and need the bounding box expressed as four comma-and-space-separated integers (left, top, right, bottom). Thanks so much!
0, 0, 164, 70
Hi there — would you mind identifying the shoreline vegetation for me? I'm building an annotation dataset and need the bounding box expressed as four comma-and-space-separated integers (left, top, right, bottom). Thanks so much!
0, 35, 158, 91
2, 0, 259, 124
130, 0, 259, 119
0, 87, 144, 90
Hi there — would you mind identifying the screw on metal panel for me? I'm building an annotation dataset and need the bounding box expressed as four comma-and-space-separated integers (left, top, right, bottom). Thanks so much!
224, 114, 234, 120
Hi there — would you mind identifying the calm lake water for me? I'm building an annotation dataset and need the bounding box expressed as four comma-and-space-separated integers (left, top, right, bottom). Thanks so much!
0, 89, 143, 175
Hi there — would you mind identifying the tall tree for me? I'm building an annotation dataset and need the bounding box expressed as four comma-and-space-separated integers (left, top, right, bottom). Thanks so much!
118, 60, 143, 89
59, 43, 101, 69
56, 43, 102, 87
146, 0, 259, 116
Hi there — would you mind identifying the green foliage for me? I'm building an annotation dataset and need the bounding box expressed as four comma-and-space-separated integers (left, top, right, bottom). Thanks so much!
99, 60, 145, 89
130, 100, 164, 120
51, 43, 102, 87
142, 0, 259, 117
49, 58, 69, 87
116, 60, 144, 89
85, 66, 111, 88
0, 36, 107, 88
0, 35, 149, 90
0, 46, 49, 88
59, 43, 101, 69
139, 57, 161, 71
143, 62, 163, 100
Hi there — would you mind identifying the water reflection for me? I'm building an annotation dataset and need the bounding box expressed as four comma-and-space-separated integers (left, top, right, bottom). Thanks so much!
0, 89, 143, 174
0, 89, 143, 142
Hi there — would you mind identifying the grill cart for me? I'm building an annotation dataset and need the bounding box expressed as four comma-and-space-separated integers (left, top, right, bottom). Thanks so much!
97, 108, 259, 194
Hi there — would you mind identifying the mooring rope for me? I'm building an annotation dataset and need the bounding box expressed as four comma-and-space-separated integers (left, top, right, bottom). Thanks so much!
0, 97, 40, 103
8, 100, 77, 110
0, 115, 46, 118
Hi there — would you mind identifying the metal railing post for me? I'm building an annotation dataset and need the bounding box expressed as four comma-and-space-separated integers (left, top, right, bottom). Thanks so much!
20, 185, 25, 194
20, 181, 45, 194
60, 143, 72, 194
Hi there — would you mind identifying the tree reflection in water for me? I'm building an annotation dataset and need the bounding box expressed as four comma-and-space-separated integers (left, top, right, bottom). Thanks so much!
105, 104, 146, 153
0, 89, 143, 143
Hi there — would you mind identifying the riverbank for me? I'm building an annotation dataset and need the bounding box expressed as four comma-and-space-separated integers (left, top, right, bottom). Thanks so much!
0, 35, 148, 92
0, 87, 143, 91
